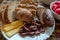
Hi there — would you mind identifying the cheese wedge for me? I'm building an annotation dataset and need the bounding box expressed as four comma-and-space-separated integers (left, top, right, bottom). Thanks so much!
2, 20, 24, 32
5, 27, 20, 38
5, 23, 24, 38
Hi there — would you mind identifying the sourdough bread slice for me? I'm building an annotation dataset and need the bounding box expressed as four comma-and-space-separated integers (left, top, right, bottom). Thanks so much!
0, 3, 8, 24
6, 2, 19, 23
4, 2, 18, 23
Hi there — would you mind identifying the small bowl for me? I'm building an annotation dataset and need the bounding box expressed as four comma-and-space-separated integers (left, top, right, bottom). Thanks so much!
50, 1, 60, 20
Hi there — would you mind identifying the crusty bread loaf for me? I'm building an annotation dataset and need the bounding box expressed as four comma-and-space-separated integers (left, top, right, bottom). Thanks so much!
16, 8, 34, 22
18, 4, 37, 9
0, 1, 37, 24
20, 0, 38, 6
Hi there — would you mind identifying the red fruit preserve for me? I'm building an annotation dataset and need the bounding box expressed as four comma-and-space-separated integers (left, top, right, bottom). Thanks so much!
52, 4, 58, 11
52, 2, 60, 15
55, 8, 60, 15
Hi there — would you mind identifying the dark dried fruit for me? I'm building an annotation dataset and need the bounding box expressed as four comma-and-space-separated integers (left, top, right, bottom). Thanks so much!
29, 25, 37, 31
40, 28, 45, 33
20, 33, 27, 36
27, 32, 35, 35
24, 26, 31, 32
34, 31, 40, 35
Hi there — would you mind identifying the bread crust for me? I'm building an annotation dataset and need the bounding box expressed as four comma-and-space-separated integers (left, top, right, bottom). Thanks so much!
4, 5, 10, 23
0, 4, 8, 24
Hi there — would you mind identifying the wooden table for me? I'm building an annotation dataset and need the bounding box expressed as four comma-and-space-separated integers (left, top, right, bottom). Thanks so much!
47, 19, 60, 40
0, 31, 6, 40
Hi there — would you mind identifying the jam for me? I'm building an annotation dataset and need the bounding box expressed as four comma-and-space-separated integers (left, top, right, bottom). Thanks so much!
52, 2, 60, 15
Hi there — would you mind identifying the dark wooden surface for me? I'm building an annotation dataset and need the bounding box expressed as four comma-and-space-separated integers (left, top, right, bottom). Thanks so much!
0, 31, 6, 40
47, 19, 60, 40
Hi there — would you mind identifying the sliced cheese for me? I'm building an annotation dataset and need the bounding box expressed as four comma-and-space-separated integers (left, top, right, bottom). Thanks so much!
2, 20, 24, 32
5, 27, 20, 38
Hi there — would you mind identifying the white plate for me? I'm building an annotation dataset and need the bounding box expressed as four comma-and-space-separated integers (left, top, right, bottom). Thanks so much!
1, 9, 55, 40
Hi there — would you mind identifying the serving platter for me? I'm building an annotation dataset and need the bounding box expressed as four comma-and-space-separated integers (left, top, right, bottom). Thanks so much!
1, 9, 55, 40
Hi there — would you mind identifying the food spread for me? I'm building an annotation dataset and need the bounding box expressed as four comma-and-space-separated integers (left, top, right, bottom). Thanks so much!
0, 0, 54, 37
